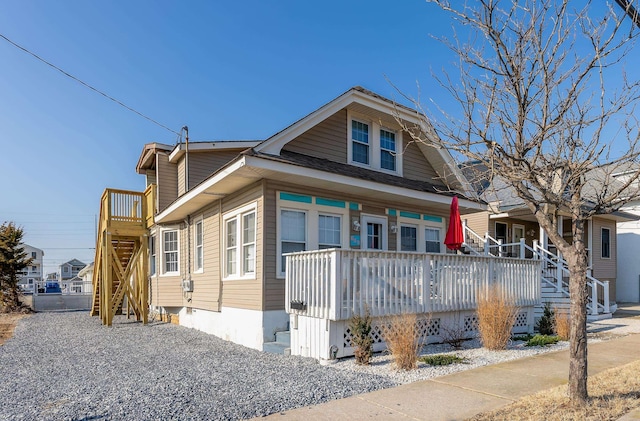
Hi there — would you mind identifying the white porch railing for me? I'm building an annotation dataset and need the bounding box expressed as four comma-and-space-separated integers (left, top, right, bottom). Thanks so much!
285, 249, 541, 322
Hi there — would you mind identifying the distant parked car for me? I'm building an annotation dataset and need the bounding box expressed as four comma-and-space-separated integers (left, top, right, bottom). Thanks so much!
44, 282, 62, 294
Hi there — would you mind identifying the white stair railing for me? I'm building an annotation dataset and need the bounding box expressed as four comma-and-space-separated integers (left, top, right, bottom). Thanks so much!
461, 223, 610, 315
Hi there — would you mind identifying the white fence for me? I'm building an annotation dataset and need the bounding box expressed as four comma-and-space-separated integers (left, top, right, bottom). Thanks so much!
286, 250, 541, 321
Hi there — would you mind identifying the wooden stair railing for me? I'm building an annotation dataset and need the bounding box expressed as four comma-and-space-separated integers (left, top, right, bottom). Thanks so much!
91, 187, 153, 326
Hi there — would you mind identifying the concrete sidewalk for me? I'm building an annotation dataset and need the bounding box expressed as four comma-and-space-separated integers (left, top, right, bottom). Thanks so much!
264, 333, 640, 420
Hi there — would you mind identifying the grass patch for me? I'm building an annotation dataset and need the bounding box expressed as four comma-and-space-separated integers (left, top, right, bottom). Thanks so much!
419, 354, 468, 366
469, 359, 640, 421
525, 334, 560, 347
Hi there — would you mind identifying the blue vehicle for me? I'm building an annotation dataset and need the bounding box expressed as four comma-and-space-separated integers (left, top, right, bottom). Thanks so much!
44, 281, 62, 294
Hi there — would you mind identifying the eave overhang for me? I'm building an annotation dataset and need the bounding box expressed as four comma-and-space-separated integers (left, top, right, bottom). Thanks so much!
155, 154, 486, 224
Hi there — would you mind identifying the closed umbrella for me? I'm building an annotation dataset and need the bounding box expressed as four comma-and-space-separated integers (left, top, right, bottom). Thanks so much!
444, 196, 464, 251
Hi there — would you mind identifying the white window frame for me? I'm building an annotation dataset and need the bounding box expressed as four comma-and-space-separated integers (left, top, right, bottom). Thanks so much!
396, 216, 445, 253
318, 213, 343, 249
362, 214, 388, 251
399, 223, 418, 252
161, 228, 180, 276
277, 193, 350, 278
223, 203, 257, 281
350, 118, 371, 166
601, 227, 611, 259
194, 218, 204, 273
347, 111, 403, 176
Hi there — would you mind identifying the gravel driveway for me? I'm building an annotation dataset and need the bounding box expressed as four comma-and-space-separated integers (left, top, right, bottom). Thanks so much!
0, 312, 396, 420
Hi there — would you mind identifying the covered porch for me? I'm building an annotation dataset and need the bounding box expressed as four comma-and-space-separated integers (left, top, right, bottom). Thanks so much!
285, 249, 541, 360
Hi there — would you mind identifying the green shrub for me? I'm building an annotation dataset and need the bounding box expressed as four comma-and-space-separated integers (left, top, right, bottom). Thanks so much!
512, 333, 535, 342
536, 302, 555, 335
525, 334, 559, 347
349, 307, 373, 365
420, 354, 468, 366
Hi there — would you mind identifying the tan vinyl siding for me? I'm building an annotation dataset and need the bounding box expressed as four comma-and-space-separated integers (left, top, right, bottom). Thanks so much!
282, 110, 348, 163
150, 224, 186, 308
592, 217, 617, 280
220, 182, 265, 311
190, 202, 222, 311
187, 151, 242, 190
157, 152, 178, 212
145, 169, 157, 188
401, 139, 442, 184
463, 211, 490, 239
178, 158, 186, 196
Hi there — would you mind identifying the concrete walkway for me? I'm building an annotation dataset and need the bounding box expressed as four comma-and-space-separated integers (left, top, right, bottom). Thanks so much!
264, 307, 640, 420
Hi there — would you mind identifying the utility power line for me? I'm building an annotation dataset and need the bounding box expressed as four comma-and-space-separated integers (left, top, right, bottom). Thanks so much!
0, 32, 181, 136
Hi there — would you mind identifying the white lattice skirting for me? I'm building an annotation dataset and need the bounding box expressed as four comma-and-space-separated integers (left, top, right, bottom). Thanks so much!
290, 307, 534, 360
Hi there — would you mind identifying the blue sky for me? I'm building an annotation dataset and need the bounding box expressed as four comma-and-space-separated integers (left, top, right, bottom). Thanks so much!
0, 1, 637, 275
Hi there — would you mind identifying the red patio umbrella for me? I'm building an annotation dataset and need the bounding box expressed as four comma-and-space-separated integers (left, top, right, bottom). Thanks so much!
444, 196, 464, 251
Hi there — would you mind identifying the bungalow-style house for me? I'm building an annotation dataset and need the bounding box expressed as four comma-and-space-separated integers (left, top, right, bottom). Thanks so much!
462, 174, 635, 318
133, 86, 493, 351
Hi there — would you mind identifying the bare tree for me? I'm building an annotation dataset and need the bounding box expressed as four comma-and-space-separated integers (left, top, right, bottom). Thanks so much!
401, 0, 640, 405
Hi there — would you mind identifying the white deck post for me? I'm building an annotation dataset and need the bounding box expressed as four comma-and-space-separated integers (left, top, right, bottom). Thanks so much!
604, 281, 610, 314
591, 281, 599, 316
484, 232, 490, 255
519, 238, 525, 259
329, 250, 340, 321
532, 240, 539, 258
497, 239, 504, 257
462, 219, 468, 243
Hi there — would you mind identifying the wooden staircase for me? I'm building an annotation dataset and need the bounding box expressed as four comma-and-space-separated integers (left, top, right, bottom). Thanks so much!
90, 186, 155, 326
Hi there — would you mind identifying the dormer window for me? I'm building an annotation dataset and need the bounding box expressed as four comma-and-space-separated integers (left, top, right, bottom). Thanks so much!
351, 120, 370, 165
348, 112, 402, 175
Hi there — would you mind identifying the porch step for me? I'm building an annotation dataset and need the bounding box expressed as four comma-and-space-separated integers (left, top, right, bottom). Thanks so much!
262, 330, 291, 355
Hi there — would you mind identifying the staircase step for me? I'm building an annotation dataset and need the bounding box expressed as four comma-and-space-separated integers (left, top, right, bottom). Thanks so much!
275, 330, 290, 344
263, 341, 291, 355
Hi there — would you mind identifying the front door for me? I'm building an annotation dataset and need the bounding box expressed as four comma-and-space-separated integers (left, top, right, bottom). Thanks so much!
362, 215, 388, 250
512, 224, 525, 257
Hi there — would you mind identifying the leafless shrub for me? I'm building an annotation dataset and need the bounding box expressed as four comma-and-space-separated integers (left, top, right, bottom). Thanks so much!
476, 285, 519, 350
382, 312, 424, 370
554, 308, 570, 341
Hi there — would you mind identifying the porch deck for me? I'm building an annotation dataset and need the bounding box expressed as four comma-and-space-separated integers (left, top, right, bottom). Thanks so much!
285, 250, 541, 360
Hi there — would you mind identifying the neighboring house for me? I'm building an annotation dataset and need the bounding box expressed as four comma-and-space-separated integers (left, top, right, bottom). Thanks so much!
58, 259, 86, 281
463, 174, 635, 317
614, 167, 640, 303
135, 86, 488, 351
17, 244, 44, 293
76, 263, 94, 294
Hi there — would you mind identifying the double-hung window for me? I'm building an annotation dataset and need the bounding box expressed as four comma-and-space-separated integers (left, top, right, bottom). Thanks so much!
601, 227, 611, 258
224, 204, 257, 279
349, 113, 402, 174
425, 228, 441, 253
400, 225, 418, 251
351, 120, 370, 165
380, 129, 396, 171
194, 220, 203, 272
163, 230, 179, 274
280, 210, 307, 270
318, 214, 341, 249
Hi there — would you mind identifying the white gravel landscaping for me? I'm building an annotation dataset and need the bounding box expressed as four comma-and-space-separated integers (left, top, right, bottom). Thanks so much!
1, 311, 638, 420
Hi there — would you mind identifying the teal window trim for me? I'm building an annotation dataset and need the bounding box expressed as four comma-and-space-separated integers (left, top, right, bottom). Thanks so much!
349, 202, 361, 211
279, 192, 312, 204
315, 197, 346, 208
386, 208, 397, 216
399, 211, 421, 220
423, 215, 443, 223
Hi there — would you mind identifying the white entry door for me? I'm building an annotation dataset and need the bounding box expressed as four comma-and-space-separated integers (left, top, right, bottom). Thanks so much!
361, 215, 388, 250
512, 224, 525, 257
